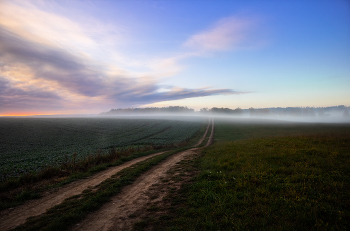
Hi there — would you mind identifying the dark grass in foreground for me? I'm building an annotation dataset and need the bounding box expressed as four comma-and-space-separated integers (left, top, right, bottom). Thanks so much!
13, 147, 193, 231
158, 132, 350, 230
0, 122, 208, 212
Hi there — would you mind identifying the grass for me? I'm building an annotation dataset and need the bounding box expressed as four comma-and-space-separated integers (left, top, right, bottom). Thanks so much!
164, 135, 349, 229
142, 120, 350, 231
214, 117, 350, 142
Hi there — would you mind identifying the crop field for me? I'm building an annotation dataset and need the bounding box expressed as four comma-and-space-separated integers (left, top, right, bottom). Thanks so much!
0, 117, 204, 180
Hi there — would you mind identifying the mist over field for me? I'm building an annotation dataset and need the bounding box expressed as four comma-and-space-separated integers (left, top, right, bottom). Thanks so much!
9, 108, 350, 123
97, 105, 350, 124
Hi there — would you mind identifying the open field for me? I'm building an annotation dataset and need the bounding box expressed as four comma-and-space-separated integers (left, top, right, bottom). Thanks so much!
214, 117, 350, 142
1, 117, 349, 230
0, 117, 204, 180
148, 118, 350, 231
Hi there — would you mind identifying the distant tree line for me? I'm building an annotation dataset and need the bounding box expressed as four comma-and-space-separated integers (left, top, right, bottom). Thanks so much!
246, 105, 349, 117
101, 105, 349, 117
199, 105, 350, 117
199, 107, 244, 115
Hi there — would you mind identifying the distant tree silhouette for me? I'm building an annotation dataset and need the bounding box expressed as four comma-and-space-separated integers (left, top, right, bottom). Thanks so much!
249, 107, 255, 117
234, 107, 243, 115
318, 108, 325, 117
200, 108, 209, 113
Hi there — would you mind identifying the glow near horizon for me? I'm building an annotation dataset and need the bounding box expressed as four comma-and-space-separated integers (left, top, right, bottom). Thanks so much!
0, 0, 349, 116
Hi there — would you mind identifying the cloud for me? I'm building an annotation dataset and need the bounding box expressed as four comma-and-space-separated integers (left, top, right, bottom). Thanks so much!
0, 0, 119, 57
0, 28, 105, 97
0, 1, 251, 114
0, 23, 242, 114
184, 16, 259, 53
110, 86, 239, 107
0, 77, 65, 112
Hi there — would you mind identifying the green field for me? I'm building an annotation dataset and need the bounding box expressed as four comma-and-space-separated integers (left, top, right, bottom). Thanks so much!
150, 118, 350, 231
0, 117, 204, 180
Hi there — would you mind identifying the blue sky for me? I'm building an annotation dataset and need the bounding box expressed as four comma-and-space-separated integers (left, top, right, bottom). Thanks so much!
0, 0, 349, 115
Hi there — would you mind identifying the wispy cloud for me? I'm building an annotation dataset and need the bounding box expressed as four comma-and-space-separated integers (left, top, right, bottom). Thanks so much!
0, 1, 250, 114
184, 16, 261, 53
110, 86, 242, 107
146, 15, 265, 80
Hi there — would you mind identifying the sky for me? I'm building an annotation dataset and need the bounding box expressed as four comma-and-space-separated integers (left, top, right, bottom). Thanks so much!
0, 0, 349, 116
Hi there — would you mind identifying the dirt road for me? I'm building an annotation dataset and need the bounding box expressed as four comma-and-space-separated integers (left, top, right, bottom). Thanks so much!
193, 117, 211, 147
0, 118, 214, 231
206, 117, 215, 146
71, 147, 200, 231
72, 119, 214, 231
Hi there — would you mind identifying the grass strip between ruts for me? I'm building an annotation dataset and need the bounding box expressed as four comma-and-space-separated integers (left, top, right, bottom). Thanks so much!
13, 147, 189, 231
197, 121, 212, 148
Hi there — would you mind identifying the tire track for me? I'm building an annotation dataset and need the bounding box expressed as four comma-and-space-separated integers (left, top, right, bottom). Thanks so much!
193, 117, 211, 147
206, 117, 215, 146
